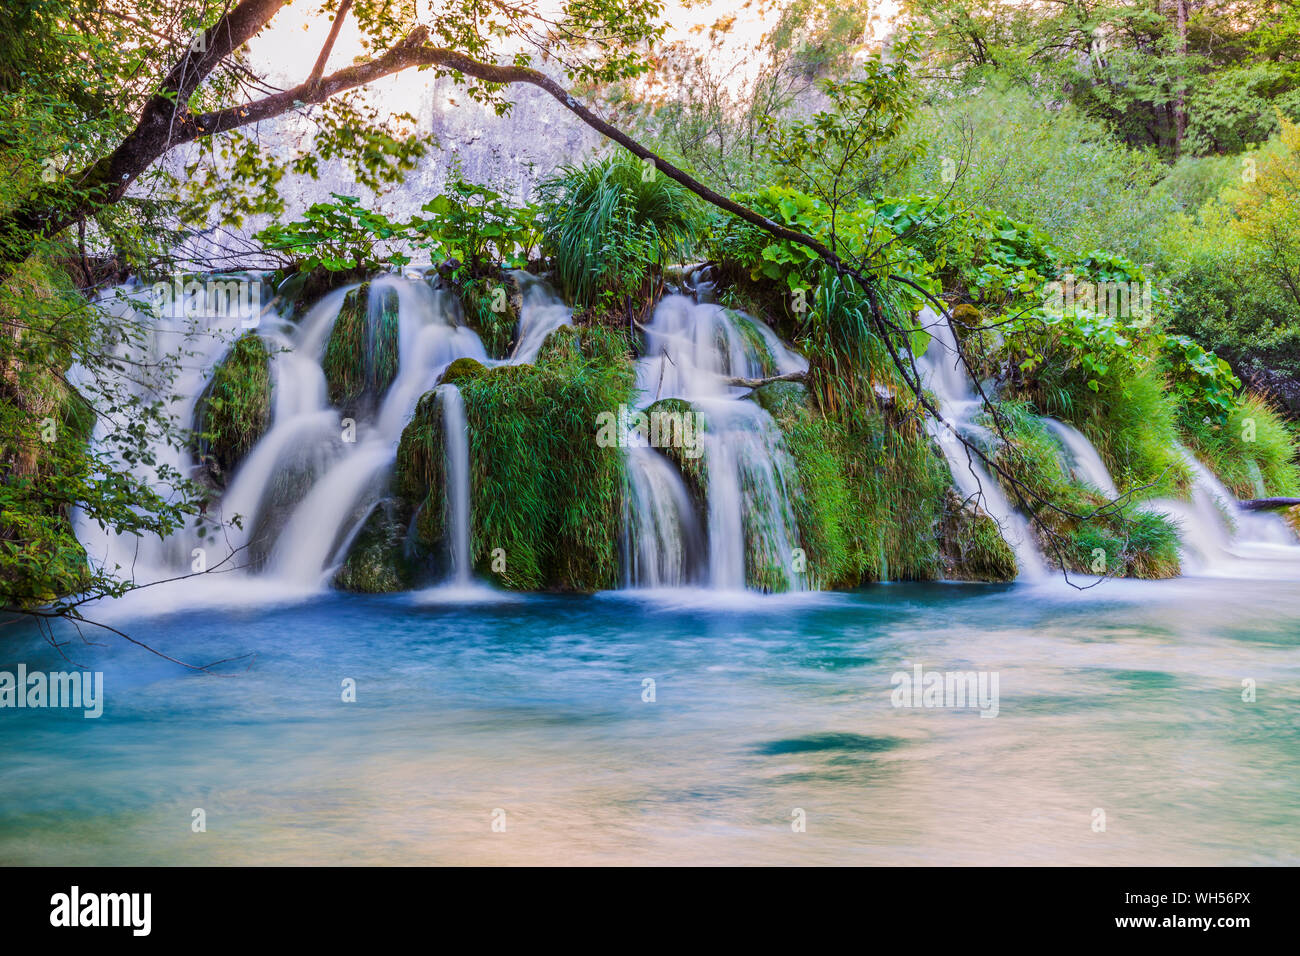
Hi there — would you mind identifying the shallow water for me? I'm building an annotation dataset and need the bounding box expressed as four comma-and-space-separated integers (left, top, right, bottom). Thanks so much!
1, 577, 1297, 865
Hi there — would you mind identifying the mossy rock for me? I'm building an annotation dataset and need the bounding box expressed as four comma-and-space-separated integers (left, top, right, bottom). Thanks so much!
395, 333, 635, 592
537, 323, 633, 368
987, 399, 1182, 579
322, 283, 400, 416
437, 356, 489, 388
756, 387, 956, 587
457, 271, 528, 359
277, 265, 370, 319
394, 390, 448, 551
725, 310, 778, 377
939, 489, 1018, 582
193, 332, 272, 488
333, 496, 429, 593
749, 380, 809, 419
646, 397, 709, 526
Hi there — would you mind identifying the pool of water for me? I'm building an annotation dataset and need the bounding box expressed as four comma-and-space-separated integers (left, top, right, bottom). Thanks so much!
1, 577, 1297, 865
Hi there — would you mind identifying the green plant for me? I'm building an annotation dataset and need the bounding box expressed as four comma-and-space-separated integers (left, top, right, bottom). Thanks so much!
539, 151, 703, 312
256, 194, 410, 272
408, 178, 541, 281
192, 332, 271, 487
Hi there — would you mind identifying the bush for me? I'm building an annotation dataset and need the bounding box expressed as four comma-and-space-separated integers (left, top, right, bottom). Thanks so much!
539, 151, 703, 314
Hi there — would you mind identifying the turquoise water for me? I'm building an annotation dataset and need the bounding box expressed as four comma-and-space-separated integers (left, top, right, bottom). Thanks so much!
1, 578, 1298, 865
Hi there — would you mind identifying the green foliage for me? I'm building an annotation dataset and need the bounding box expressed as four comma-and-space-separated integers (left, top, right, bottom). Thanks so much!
1161, 333, 1241, 423
899, 0, 1300, 160
0, 256, 207, 609
1180, 393, 1300, 500
539, 151, 703, 311
321, 284, 399, 414
192, 332, 271, 488
257, 194, 412, 273
885, 85, 1174, 261
1011, 344, 1190, 501
397, 325, 634, 591
409, 179, 540, 280
458, 276, 517, 360
753, 380, 964, 585
757, 42, 921, 204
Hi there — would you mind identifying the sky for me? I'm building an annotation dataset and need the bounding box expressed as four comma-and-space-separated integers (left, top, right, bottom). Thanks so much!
245, 0, 896, 98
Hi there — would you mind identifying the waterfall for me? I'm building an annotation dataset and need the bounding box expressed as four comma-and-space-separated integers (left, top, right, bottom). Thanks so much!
914, 307, 1048, 579
509, 270, 572, 363
437, 384, 472, 586
623, 291, 807, 591
75, 270, 573, 602
1042, 418, 1121, 500
622, 445, 705, 588
1144, 447, 1300, 577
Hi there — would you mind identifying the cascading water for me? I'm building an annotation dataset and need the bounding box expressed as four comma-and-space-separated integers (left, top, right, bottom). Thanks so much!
1145, 446, 1300, 577
437, 383, 472, 586
914, 307, 1048, 579
911, 306, 1300, 581
1042, 418, 1121, 500
72, 266, 1300, 601
75, 270, 571, 601
624, 285, 808, 591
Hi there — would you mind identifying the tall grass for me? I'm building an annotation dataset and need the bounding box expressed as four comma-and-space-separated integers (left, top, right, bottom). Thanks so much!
538, 151, 704, 312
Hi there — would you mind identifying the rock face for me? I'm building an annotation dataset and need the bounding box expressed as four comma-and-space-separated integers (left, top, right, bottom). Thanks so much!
166, 74, 600, 269
1238, 358, 1300, 419
333, 497, 427, 593
193, 332, 272, 488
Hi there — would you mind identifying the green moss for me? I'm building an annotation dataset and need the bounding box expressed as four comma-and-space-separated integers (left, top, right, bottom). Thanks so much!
193, 332, 271, 488
394, 390, 448, 553
754, 381, 956, 587
333, 497, 427, 593
322, 283, 399, 414
396, 325, 635, 591
537, 323, 633, 367
459, 275, 517, 359
438, 356, 489, 387
276, 265, 370, 319
1018, 359, 1190, 500
727, 310, 778, 376
940, 490, 1018, 582
646, 397, 709, 522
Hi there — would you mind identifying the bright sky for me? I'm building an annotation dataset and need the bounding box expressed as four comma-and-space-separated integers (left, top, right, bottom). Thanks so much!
246, 0, 895, 100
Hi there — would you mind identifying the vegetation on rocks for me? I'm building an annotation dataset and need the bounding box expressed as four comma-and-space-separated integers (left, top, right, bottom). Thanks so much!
396, 325, 635, 591
192, 332, 271, 489
322, 284, 400, 416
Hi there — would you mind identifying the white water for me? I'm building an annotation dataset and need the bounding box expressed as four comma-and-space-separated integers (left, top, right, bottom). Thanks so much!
1145, 447, 1300, 578
914, 307, 1048, 579
75, 271, 571, 605
438, 384, 472, 586
625, 287, 808, 591
912, 308, 1300, 582
73, 270, 1300, 605
1043, 418, 1121, 500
